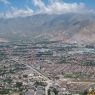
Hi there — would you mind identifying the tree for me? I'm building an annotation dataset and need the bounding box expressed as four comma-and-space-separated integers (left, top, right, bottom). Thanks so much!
16, 82, 22, 88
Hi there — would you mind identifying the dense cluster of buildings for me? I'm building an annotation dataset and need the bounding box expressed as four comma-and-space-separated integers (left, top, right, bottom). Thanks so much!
0, 41, 95, 95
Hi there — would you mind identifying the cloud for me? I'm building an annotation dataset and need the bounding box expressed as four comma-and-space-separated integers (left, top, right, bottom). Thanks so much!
4, 7, 34, 18
0, 0, 10, 4
49, 0, 63, 4
0, 0, 93, 18
32, 0, 86, 14
46, 2, 86, 14
32, 0, 47, 11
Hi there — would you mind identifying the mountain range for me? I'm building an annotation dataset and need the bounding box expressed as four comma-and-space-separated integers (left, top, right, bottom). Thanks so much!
0, 13, 95, 44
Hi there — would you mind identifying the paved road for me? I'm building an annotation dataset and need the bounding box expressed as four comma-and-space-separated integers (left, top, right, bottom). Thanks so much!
26, 64, 50, 81
45, 80, 53, 95
12, 58, 52, 95
26, 64, 53, 95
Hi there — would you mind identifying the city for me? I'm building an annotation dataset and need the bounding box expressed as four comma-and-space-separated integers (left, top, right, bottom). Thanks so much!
0, 41, 95, 95
0, 0, 95, 95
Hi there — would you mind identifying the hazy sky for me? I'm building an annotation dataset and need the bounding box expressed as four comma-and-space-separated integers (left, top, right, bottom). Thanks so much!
0, 0, 94, 18
64, 0, 95, 9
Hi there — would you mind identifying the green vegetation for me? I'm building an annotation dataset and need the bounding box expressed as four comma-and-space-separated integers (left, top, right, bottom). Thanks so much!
34, 81, 47, 87
64, 72, 80, 78
3, 78, 12, 84
36, 51, 53, 57
48, 88, 58, 95
81, 61, 95, 66
64, 72, 91, 79
16, 82, 23, 88
0, 51, 6, 60
0, 89, 10, 94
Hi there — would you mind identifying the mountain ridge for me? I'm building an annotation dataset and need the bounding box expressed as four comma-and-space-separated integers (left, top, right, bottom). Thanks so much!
0, 13, 95, 44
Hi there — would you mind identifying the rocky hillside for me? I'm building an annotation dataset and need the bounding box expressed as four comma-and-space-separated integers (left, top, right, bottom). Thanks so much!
0, 13, 95, 44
